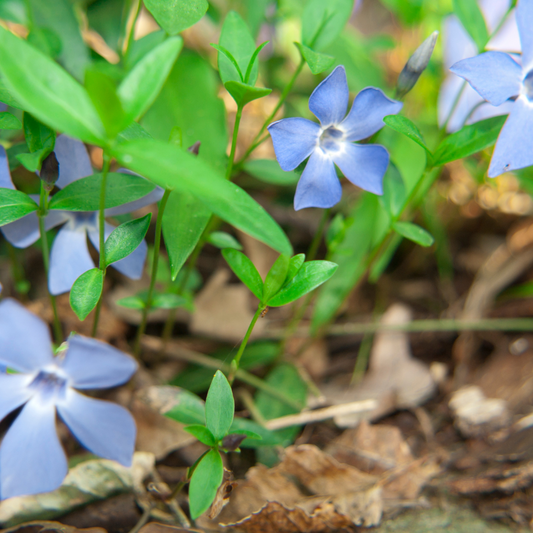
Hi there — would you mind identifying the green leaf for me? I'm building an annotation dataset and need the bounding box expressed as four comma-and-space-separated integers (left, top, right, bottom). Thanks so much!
211, 44, 244, 81
104, 214, 151, 267
230, 417, 283, 447
117, 296, 146, 310
243, 159, 300, 185
380, 163, 406, 217
17, 149, 50, 173
383, 115, 432, 162
28, 0, 90, 81
48, 172, 156, 211
453, 0, 489, 51
294, 42, 334, 74
207, 231, 242, 250
222, 249, 263, 300
218, 11, 258, 85
0, 78, 21, 109
164, 389, 206, 425
205, 370, 234, 441
0, 112, 21, 130
163, 190, 211, 281
301, 0, 354, 51
285, 254, 305, 284
433, 115, 507, 166
152, 293, 188, 309
117, 122, 153, 142
224, 81, 272, 107
143, 0, 208, 35
126, 30, 166, 70
393, 221, 434, 247
184, 424, 216, 446
267, 261, 338, 307
117, 37, 183, 123
0, 26, 105, 145
141, 51, 228, 173
23, 113, 55, 154
85, 69, 127, 139
243, 41, 269, 84
112, 139, 292, 255
70, 268, 104, 320
189, 449, 223, 519
227, 430, 262, 441
0, 189, 39, 225
263, 254, 290, 302
27, 27, 62, 58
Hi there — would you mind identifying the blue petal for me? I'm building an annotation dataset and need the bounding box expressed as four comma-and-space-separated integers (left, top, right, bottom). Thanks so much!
54, 135, 93, 189
294, 150, 342, 210
2, 210, 69, 249
88, 222, 147, 279
0, 398, 68, 498
489, 95, 533, 177
49, 224, 94, 295
450, 51, 522, 106
61, 335, 137, 389
340, 87, 403, 142
309, 66, 349, 127
106, 171, 164, 216
332, 143, 389, 195
0, 146, 15, 189
0, 374, 34, 422
57, 389, 136, 466
0, 299, 54, 372
517, 0, 533, 72
267, 118, 320, 171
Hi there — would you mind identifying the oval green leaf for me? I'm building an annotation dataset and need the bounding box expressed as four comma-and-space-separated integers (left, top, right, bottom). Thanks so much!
184, 424, 216, 447
383, 115, 432, 163
222, 249, 263, 300
267, 260, 338, 307
189, 449, 223, 519
243, 159, 300, 185
104, 214, 151, 267
70, 268, 103, 320
205, 370, 234, 441
0, 189, 39, 225
143, 0, 208, 35
393, 221, 434, 247
263, 254, 290, 303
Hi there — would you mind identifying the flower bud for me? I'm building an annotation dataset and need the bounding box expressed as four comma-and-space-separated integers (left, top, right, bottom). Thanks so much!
221, 433, 247, 451
40, 151, 59, 192
188, 141, 201, 156
396, 31, 438, 99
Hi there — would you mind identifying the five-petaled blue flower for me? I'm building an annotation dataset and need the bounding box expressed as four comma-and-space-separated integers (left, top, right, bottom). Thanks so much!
450, 0, 533, 177
0, 299, 137, 499
267, 65, 402, 210
0, 135, 163, 295
438, 0, 519, 132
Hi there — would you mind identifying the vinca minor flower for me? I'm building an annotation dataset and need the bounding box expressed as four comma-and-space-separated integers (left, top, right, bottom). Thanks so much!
438, 0, 519, 132
450, 0, 532, 177
0, 299, 137, 498
268, 66, 402, 210
0, 135, 163, 295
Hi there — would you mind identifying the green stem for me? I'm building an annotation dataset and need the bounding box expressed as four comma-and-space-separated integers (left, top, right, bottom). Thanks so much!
120, 0, 142, 63
236, 57, 306, 166
226, 105, 244, 180
229, 305, 264, 384
91, 153, 112, 338
134, 188, 171, 356
38, 183, 62, 343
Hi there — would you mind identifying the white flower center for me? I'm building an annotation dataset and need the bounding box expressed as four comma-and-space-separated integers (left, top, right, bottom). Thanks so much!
319, 126, 344, 153
29, 369, 68, 403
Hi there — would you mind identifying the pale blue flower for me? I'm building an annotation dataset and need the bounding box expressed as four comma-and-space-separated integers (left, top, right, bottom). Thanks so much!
267, 66, 402, 210
0, 299, 137, 499
0, 135, 163, 295
438, 0, 519, 132
450, 0, 533, 176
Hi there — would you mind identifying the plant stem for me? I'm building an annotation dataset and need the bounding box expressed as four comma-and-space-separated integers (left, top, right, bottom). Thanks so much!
226, 105, 244, 180
38, 184, 62, 343
229, 305, 264, 384
91, 153, 112, 338
120, 0, 141, 63
134, 188, 171, 356
236, 57, 306, 166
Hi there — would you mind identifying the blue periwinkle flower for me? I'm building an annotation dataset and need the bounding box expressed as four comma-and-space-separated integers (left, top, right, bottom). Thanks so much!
268, 66, 402, 210
0, 135, 163, 295
0, 299, 137, 498
450, 0, 533, 177
438, 0, 519, 132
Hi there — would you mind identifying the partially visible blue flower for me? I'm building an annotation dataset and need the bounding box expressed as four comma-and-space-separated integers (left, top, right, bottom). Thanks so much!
438, 0, 519, 132
0, 298, 137, 499
267, 66, 402, 210
450, 0, 533, 177
0, 135, 163, 295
